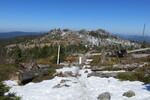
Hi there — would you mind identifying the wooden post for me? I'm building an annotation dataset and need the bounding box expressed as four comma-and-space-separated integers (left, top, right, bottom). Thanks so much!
101, 49, 106, 63
57, 45, 60, 65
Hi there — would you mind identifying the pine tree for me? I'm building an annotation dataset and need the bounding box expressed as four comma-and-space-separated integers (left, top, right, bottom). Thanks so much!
13, 46, 22, 63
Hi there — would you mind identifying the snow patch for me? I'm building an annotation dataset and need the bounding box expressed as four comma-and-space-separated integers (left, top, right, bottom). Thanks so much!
4, 80, 18, 87
5, 66, 150, 100
101, 70, 126, 73
56, 66, 79, 76
61, 32, 67, 36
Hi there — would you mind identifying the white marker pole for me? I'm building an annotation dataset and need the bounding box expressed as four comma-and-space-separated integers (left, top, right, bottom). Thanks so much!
79, 57, 82, 64
57, 45, 60, 65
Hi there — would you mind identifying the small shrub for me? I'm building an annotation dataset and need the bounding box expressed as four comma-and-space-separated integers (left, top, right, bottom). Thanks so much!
90, 55, 100, 66
84, 70, 88, 73
0, 64, 20, 82
115, 67, 150, 84
0, 82, 21, 100
100, 62, 116, 66
143, 75, 150, 84
91, 56, 119, 66
0, 82, 9, 96
124, 67, 135, 71
115, 73, 137, 81
37, 57, 52, 64
135, 67, 150, 72
143, 56, 150, 62
49, 69, 56, 77
65, 56, 78, 63
111, 57, 120, 63
134, 67, 150, 84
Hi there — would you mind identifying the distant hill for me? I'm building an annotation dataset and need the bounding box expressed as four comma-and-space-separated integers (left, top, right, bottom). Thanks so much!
113, 34, 150, 43
0, 31, 44, 39
3, 29, 141, 49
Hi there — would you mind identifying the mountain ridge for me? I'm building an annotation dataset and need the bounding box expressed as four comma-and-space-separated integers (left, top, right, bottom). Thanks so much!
113, 34, 150, 43
0, 31, 44, 39
4, 29, 141, 50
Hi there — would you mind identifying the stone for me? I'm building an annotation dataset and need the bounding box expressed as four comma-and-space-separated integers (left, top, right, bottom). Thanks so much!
63, 71, 73, 77
19, 68, 51, 84
97, 92, 111, 100
60, 79, 70, 83
84, 70, 88, 73
53, 84, 70, 88
63, 84, 70, 87
87, 72, 117, 78
123, 90, 135, 97
53, 84, 62, 88
37, 64, 50, 68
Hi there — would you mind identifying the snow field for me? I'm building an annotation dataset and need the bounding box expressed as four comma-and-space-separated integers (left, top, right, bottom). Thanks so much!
4, 66, 150, 100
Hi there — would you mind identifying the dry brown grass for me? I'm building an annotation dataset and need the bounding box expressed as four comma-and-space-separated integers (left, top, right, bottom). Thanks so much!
65, 56, 78, 63
10, 73, 19, 80
0, 64, 20, 81
6, 35, 81, 50
90, 55, 118, 66
6, 43, 53, 49
37, 57, 52, 64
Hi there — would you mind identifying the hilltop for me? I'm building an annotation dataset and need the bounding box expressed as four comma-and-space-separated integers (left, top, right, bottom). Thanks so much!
4, 29, 140, 49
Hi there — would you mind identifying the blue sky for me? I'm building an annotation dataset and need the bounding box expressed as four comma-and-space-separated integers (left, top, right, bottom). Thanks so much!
0, 0, 150, 35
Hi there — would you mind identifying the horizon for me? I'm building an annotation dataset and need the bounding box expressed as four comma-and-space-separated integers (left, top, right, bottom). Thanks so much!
1, 29, 150, 36
0, 0, 150, 35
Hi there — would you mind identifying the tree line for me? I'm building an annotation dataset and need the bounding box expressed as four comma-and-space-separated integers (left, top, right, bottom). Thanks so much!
7, 44, 90, 64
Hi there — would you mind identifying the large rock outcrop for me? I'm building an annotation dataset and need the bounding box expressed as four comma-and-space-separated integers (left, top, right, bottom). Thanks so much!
19, 68, 51, 84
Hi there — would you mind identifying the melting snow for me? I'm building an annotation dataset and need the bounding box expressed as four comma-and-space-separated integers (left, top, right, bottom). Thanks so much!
61, 32, 67, 36
101, 70, 126, 73
4, 80, 18, 87
56, 66, 79, 76
5, 66, 150, 100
